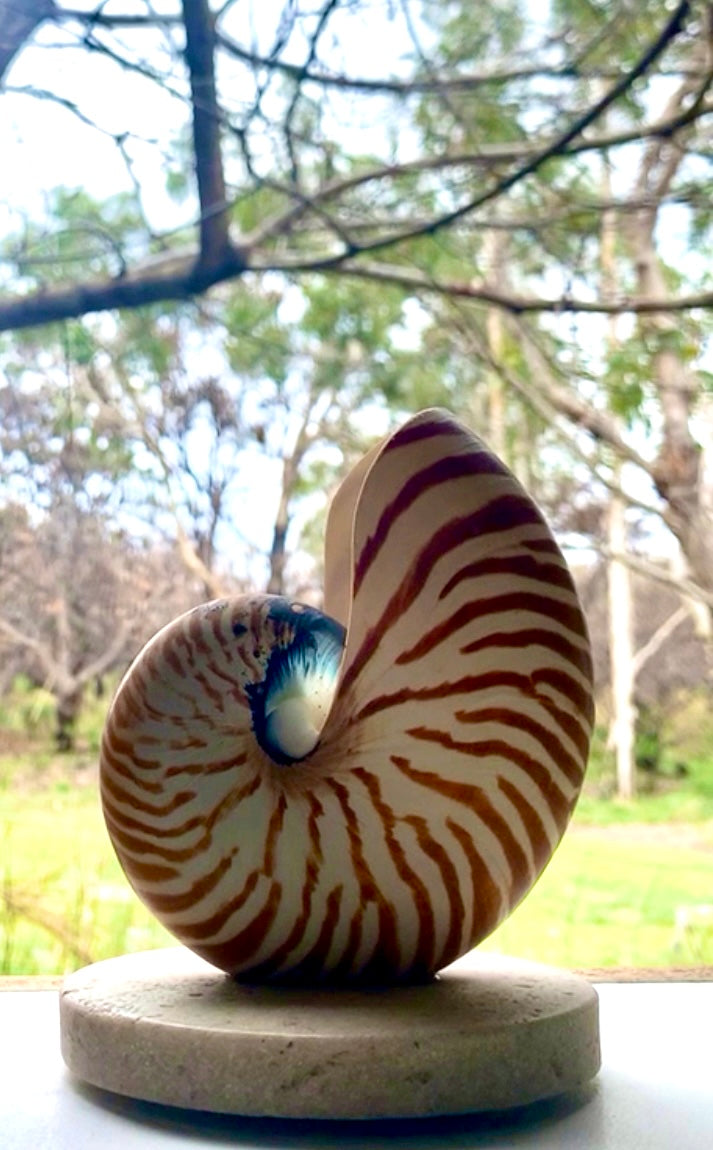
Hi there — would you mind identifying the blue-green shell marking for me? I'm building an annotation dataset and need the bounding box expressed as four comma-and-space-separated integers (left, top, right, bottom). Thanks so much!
246, 599, 345, 765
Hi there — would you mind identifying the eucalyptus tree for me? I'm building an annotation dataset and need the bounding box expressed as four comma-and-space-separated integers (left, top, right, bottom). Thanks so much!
0, 0, 711, 606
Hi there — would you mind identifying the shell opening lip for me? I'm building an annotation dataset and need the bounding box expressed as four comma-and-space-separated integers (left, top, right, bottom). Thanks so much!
246, 599, 345, 766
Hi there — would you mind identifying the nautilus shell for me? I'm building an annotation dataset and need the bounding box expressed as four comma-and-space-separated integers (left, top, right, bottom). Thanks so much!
101, 410, 594, 982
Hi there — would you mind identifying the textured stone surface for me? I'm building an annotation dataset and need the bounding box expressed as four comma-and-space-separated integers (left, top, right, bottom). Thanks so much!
60, 948, 600, 1119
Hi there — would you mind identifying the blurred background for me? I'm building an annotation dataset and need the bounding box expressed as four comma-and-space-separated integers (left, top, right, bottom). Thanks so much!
1, 0, 712, 974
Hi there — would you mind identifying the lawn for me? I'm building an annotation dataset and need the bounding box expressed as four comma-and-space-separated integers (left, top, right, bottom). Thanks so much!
1, 779, 172, 974
2, 763, 712, 976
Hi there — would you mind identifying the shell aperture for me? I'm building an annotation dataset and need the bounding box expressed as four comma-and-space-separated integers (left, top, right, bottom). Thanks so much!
100, 410, 594, 983
246, 600, 345, 765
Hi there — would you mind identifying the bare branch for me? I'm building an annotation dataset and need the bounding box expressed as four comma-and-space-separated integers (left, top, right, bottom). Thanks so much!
74, 619, 134, 687
266, 0, 694, 268
597, 546, 713, 610
0, 0, 56, 83
632, 605, 689, 676
55, 7, 182, 31
182, 0, 233, 273
2, 241, 712, 334
0, 615, 50, 666
507, 316, 657, 477
0, 0, 708, 334
443, 303, 667, 521
0, 247, 234, 331
6, 82, 124, 138
313, 262, 713, 316
215, 27, 706, 96
282, 0, 341, 183
251, 97, 712, 250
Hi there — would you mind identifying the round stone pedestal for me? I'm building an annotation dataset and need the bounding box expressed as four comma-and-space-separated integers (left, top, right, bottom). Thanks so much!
60, 947, 599, 1119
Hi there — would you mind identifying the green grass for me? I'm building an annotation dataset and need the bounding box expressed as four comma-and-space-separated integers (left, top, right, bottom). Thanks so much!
2, 774, 712, 975
1, 782, 172, 975
574, 783, 713, 826
481, 826, 713, 967
3, 679, 712, 975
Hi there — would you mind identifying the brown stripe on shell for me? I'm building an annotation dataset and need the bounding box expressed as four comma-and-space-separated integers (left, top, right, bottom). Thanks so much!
382, 414, 465, 450
329, 902, 365, 979
397, 590, 589, 667
390, 754, 533, 905
354, 669, 589, 761
101, 769, 196, 815
340, 494, 544, 698
497, 775, 554, 873
201, 772, 263, 833
99, 786, 197, 832
460, 627, 592, 715
401, 812, 465, 971
119, 859, 180, 885
325, 777, 402, 975
356, 666, 592, 744
446, 817, 503, 943
454, 705, 584, 787
172, 868, 263, 943
399, 734, 571, 830
439, 550, 576, 600
145, 850, 237, 915
281, 883, 345, 982
352, 766, 438, 971
101, 812, 206, 863
163, 752, 248, 779
531, 665, 596, 730
263, 793, 288, 877
191, 880, 283, 972
100, 733, 165, 790
355, 450, 509, 596
244, 804, 325, 978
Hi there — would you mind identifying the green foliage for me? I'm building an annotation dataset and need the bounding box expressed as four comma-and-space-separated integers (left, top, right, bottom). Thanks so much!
0, 677, 55, 740
3, 188, 146, 290
582, 691, 713, 817
604, 341, 649, 425
110, 307, 185, 384
0, 677, 115, 781
223, 283, 292, 385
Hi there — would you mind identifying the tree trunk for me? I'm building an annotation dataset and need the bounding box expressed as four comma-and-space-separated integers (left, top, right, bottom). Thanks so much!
630, 214, 711, 591
607, 492, 637, 799
267, 454, 297, 596
484, 230, 507, 461
601, 156, 637, 800
626, 21, 713, 607
55, 686, 84, 753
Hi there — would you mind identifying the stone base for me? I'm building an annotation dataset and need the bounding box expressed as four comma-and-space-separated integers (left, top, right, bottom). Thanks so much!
60, 947, 600, 1120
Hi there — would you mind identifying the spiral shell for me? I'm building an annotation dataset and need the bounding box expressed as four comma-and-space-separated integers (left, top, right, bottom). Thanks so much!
101, 410, 594, 982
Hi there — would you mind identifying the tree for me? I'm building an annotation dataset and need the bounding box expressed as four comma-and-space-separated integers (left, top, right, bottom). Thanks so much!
0, 501, 193, 749
0, 339, 202, 748
0, 183, 427, 601
0, 0, 708, 328
0, 0, 711, 615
